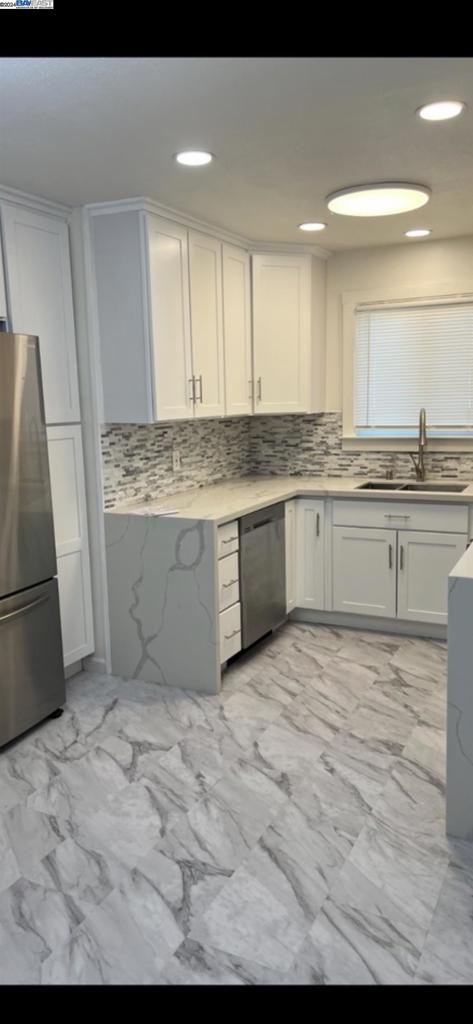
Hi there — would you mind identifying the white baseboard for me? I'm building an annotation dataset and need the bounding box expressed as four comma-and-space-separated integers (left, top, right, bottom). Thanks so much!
83, 654, 110, 675
289, 608, 447, 641
64, 660, 84, 680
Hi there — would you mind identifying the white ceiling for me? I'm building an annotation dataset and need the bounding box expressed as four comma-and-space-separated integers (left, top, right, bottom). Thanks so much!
1, 56, 473, 251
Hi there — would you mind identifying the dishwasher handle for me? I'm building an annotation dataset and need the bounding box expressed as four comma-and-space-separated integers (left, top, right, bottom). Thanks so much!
240, 502, 285, 535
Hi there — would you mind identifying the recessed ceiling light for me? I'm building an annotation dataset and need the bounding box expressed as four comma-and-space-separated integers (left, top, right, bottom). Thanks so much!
405, 228, 431, 238
174, 150, 213, 166
417, 100, 465, 122
298, 222, 326, 232
326, 182, 430, 217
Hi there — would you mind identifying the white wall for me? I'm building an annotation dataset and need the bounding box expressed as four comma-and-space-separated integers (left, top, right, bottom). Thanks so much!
325, 235, 473, 411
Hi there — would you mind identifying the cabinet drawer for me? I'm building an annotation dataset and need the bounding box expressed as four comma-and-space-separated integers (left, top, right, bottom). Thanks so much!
219, 602, 241, 663
218, 551, 240, 611
217, 520, 239, 558
332, 499, 468, 534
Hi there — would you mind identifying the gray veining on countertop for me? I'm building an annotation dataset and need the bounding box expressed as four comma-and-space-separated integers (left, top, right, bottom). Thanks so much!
106, 474, 473, 526
1, 622, 472, 985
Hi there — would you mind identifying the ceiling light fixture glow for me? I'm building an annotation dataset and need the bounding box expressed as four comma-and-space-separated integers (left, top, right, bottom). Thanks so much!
174, 150, 213, 166
417, 101, 465, 122
298, 222, 326, 232
405, 228, 431, 238
326, 182, 430, 217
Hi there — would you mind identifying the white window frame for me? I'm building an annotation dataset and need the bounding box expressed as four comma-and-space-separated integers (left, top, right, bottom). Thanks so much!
342, 279, 473, 452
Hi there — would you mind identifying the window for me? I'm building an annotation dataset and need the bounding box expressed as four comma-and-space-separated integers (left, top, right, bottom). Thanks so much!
353, 299, 473, 438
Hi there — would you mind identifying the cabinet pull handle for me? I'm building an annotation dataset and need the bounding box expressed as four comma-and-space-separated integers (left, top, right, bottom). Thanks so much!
188, 378, 196, 403
316, 512, 320, 537
400, 545, 405, 570
257, 376, 262, 401
388, 543, 393, 569
222, 536, 238, 545
384, 514, 410, 520
195, 374, 203, 403
224, 628, 240, 640
222, 579, 238, 588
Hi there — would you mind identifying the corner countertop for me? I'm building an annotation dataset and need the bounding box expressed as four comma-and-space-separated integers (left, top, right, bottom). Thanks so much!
105, 475, 473, 527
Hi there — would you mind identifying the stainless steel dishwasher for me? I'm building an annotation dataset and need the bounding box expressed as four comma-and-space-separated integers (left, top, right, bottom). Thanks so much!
239, 503, 286, 649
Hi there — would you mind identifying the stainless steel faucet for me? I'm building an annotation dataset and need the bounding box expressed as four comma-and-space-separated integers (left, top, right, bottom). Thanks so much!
409, 407, 427, 481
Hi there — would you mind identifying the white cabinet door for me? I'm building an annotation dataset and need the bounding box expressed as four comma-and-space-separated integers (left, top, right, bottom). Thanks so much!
252, 253, 311, 414
222, 244, 252, 416
332, 526, 397, 618
145, 213, 194, 420
47, 425, 94, 667
285, 500, 297, 612
2, 204, 80, 424
397, 530, 467, 625
296, 499, 325, 609
189, 231, 225, 418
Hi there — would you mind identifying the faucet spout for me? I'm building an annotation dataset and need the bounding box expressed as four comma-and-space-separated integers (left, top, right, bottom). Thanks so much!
410, 408, 427, 481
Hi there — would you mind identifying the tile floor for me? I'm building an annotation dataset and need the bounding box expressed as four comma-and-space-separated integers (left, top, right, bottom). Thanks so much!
1, 622, 472, 985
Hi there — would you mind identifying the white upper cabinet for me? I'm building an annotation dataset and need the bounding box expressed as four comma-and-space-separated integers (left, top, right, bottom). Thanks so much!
252, 253, 312, 414
222, 244, 252, 416
146, 214, 193, 420
188, 231, 225, 418
1, 204, 80, 424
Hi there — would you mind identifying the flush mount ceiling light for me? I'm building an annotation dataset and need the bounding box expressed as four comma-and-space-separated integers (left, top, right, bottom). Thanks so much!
417, 100, 466, 121
405, 228, 431, 238
298, 222, 326, 232
326, 182, 431, 217
174, 150, 213, 166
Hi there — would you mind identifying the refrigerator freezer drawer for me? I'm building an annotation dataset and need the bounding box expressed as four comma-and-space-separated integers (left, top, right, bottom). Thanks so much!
0, 578, 65, 747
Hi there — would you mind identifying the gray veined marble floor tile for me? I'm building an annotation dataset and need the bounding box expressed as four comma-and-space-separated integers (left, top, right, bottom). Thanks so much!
390, 638, 447, 684
349, 812, 450, 934
249, 715, 327, 798
0, 815, 21, 896
158, 937, 287, 985
31, 836, 127, 918
0, 875, 84, 985
0, 741, 60, 814
284, 860, 425, 985
41, 867, 183, 985
189, 863, 308, 973
0, 804, 69, 886
158, 757, 287, 874
77, 781, 172, 869
26, 745, 130, 834
414, 839, 473, 985
318, 731, 396, 810
346, 687, 418, 756
131, 843, 232, 937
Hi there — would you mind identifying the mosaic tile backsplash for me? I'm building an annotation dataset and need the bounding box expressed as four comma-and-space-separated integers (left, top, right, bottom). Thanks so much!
101, 413, 473, 508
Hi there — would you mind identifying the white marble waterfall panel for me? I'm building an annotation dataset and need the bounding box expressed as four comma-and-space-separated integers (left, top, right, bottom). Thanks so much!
446, 570, 473, 840
105, 514, 220, 694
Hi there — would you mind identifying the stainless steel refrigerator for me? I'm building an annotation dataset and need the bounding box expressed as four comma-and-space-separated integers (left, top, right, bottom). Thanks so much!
0, 333, 65, 747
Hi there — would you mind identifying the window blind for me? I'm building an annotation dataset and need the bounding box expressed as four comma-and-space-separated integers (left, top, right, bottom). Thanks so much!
354, 300, 473, 435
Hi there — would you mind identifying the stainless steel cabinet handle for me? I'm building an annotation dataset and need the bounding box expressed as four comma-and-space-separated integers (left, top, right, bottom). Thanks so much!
224, 628, 240, 640
222, 579, 238, 588
195, 374, 203, 403
222, 536, 238, 545
188, 377, 196, 403
384, 514, 410, 520
388, 543, 393, 569
0, 593, 49, 625
316, 512, 320, 537
400, 545, 405, 570
257, 376, 262, 401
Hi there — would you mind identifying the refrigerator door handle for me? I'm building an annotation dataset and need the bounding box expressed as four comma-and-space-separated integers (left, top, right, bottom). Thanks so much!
0, 593, 49, 625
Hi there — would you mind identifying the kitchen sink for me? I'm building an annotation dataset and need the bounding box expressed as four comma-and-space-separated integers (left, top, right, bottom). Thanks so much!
399, 482, 468, 493
355, 481, 403, 490
355, 480, 469, 493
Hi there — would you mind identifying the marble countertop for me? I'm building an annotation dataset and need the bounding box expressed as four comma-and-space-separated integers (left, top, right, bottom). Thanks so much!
105, 475, 473, 526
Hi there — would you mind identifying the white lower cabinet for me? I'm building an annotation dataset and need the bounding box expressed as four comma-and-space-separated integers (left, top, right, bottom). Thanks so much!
397, 530, 467, 625
285, 500, 297, 612
332, 526, 397, 618
296, 499, 325, 610
47, 425, 94, 667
